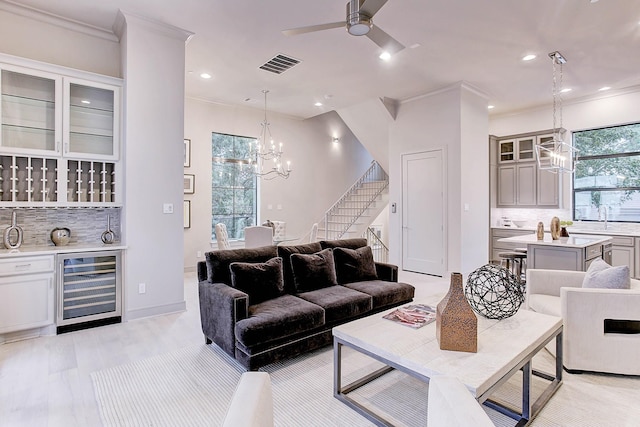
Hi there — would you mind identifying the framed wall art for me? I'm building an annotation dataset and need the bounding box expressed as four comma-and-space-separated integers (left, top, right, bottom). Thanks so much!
184, 174, 195, 194
184, 138, 191, 167
183, 200, 191, 228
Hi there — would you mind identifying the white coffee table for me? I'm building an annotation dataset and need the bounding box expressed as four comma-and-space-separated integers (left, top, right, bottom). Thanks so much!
333, 299, 563, 426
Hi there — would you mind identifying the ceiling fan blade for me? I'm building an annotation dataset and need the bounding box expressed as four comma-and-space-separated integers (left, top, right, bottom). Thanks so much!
366, 25, 405, 55
360, 0, 389, 17
282, 22, 344, 36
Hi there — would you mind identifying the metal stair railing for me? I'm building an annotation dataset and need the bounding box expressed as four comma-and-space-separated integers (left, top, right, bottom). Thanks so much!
322, 160, 388, 240
365, 227, 389, 263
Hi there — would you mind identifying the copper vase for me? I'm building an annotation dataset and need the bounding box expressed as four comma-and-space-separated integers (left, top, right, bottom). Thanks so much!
436, 272, 477, 353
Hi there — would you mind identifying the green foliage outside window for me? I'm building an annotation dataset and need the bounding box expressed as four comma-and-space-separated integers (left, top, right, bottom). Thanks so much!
212, 132, 257, 240
573, 123, 640, 222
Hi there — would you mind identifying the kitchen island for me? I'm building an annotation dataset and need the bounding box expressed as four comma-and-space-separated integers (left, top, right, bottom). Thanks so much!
498, 233, 612, 271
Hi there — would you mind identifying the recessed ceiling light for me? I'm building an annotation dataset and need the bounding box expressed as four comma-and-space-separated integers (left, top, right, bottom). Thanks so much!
522, 54, 536, 61
200, 73, 212, 79
379, 51, 391, 61
314, 102, 323, 107
487, 105, 495, 110
560, 88, 572, 93
599, 86, 611, 91
81, 100, 91, 105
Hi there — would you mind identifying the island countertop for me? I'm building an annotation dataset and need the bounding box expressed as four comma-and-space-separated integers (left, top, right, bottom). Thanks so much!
498, 233, 612, 248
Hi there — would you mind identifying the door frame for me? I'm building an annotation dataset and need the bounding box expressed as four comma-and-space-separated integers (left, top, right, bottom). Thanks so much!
401, 147, 448, 276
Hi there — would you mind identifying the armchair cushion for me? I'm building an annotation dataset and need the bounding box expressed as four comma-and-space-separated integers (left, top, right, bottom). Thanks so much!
333, 246, 378, 284
230, 257, 284, 305
582, 258, 630, 289
290, 248, 338, 292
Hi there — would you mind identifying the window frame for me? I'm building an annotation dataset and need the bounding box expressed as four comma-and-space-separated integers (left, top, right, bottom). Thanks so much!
211, 132, 259, 241
572, 122, 640, 223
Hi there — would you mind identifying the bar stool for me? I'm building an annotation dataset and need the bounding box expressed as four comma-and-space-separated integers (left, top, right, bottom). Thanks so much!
498, 251, 527, 283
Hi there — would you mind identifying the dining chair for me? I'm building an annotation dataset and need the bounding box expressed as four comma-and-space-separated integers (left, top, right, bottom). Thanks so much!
244, 226, 274, 248
215, 223, 231, 250
309, 223, 318, 243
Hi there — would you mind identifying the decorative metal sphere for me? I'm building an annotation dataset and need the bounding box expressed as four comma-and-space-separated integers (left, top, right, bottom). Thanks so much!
464, 264, 525, 320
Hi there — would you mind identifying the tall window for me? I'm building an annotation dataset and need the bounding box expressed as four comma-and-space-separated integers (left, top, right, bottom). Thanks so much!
573, 123, 640, 222
212, 132, 257, 240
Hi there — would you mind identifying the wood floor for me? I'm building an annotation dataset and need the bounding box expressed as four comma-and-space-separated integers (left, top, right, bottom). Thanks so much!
1, 271, 639, 426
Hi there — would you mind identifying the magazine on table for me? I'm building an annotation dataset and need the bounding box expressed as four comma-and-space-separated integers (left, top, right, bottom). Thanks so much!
383, 304, 437, 329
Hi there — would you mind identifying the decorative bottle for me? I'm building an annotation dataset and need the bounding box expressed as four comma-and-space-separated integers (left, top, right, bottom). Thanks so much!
536, 222, 544, 240
436, 272, 477, 353
550, 216, 561, 240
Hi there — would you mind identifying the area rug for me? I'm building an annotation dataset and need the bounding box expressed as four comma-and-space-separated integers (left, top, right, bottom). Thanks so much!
90, 343, 563, 426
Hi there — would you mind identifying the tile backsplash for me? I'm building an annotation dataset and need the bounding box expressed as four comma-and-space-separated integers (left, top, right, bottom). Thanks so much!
0, 208, 121, 247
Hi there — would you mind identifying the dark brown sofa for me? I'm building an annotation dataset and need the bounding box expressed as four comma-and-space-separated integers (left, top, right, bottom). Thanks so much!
197, 238, 414, 370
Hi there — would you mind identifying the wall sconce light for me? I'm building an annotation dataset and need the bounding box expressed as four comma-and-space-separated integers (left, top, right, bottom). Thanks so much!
332, 137, 340, 144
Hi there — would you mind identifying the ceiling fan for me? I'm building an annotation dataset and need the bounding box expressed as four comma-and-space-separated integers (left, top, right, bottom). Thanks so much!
282, 0, 405, 55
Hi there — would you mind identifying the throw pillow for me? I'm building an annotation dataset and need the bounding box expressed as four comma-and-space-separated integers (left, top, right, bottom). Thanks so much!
229, 257, 285, 305
582, 258, 630, 289
290, 248, 338, 292
333, 246, 378, 284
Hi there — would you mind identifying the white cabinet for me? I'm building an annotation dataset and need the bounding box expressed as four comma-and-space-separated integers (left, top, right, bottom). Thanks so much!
0, 255, 55, 334
64, 77, 120, 160
0, 60, 122, 207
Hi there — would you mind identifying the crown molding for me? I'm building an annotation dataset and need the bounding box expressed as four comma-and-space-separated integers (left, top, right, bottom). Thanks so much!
0, 0, 118, 42
400, 81, 490, 105
113, 10, 194, 44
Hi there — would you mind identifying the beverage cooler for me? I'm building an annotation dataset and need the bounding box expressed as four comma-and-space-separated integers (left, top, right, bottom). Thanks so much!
56, 250, 122, 333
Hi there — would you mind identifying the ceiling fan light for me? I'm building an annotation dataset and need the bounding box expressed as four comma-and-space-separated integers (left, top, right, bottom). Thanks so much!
347, 22, 371, 36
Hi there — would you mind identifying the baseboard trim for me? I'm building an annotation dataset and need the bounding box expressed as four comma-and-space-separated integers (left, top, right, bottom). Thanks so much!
125, 301, 187, 321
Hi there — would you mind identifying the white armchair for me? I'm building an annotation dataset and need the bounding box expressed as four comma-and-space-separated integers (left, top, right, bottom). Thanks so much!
526, 268, 640, 375
244, 226, 274, 248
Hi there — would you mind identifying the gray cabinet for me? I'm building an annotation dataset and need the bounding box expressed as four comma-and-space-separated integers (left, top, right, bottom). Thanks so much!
490, 228, 532, 263
495, 130, 561, 208
610, 235, 636, 278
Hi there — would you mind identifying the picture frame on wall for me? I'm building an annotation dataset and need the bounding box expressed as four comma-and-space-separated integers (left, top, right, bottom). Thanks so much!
184, 174, 195, 194
184, 139, 191, 167
183, 200, 191, 228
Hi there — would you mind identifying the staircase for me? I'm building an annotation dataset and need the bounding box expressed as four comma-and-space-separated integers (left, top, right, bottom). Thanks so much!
318, 161, 389, 241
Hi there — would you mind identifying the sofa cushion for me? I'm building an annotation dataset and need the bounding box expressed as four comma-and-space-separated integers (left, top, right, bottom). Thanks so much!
582, 258, 630, 289
206, 246, 278, 286
527, 294, 561, 317
277, 242, 323, 293
290, 248, 338, 292
320, 238, 367, 250
297, 286, 372, 323
230, 257, 284, 305
235, 294, 325, 348
343, 280, 415, 310
333, 246, 378, 284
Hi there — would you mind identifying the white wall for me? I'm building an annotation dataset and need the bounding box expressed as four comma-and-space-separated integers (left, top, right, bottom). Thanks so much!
183, 98, 373, 270
116, 12, 192, 319
0, 5, 120, 77
389, 83, 489, 276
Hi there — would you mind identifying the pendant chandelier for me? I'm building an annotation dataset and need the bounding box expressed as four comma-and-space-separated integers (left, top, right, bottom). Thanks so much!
248, 90, 291, 180
535, 51, 578, 174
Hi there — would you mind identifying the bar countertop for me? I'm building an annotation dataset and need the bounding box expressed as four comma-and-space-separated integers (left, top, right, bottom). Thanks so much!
497, 233, 612, 248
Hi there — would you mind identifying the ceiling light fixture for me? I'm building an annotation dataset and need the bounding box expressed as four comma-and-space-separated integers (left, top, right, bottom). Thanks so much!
314, 102, 323, 107
247, 90, 291, 180
200, 73, 212, 79
599, 86, 611, 91
488, 105, 495, 110
536, 51, 578, 174
379, 51, 391, 61
522, 54, 536, 61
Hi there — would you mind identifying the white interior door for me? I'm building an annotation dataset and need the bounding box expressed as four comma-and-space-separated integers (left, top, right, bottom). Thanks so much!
402, 150, 445, 276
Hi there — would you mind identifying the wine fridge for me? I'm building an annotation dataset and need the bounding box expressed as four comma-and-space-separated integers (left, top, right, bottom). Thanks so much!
56, 250, 122, 333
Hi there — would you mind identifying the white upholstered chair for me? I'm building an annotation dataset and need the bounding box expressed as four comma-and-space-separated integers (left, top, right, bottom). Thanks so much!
271, 221, 286, 241
309, 223, 318, 243
244, 226, 274, 248
215, 223, 230, 250
223, 372, 273, 427
427, 376, 493, 427
526, 268, 640, 375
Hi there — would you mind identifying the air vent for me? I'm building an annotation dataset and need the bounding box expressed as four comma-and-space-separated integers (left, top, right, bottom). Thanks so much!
259, 54, 301, 74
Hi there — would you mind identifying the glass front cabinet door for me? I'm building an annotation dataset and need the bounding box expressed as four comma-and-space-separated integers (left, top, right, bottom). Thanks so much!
64, 78, 120, 161
0, 66, 62, 155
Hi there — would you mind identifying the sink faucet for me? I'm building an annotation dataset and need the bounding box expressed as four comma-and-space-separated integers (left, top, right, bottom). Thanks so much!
598, 205, 608, 230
